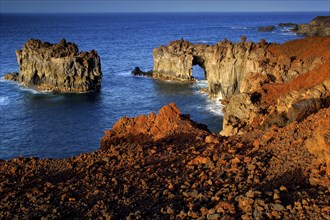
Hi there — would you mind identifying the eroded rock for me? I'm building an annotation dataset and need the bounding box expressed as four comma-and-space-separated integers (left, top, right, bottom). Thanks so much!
4, 38, 102, 93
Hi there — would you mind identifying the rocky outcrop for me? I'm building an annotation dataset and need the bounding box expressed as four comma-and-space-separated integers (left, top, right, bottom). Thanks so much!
221, 36, 330, 136
278, 22, 298, 29
4, 38, 102, 93
258, 25, 275, 32
153, 37, 328, 98
131, 67, 153, 77
100, 103, 209, 149
294, 16, 330, 36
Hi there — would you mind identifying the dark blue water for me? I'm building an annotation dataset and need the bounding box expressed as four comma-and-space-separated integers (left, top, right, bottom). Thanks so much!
0, 12, 327, 159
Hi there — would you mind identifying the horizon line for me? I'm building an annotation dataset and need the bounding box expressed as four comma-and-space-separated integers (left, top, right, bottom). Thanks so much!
1, 11, 329, 14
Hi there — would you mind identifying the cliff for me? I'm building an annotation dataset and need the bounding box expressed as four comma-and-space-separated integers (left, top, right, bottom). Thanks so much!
294, 16, 330, 37
1, 103, 329, 219
4, 39, 102, 93
221, 36, 330, 136
153, 37, 326, 98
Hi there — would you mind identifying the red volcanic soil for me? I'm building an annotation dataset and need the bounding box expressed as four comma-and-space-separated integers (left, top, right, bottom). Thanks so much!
264, 37, 330, 104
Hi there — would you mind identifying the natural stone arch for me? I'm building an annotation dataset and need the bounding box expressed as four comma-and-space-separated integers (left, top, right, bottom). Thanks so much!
152, 39, 267, 98
192, 55, 207, 80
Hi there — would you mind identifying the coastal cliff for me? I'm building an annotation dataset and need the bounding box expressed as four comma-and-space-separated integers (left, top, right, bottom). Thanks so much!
153, 37, 326, 98
221, 36, 330, 136
4, 39, 102, 93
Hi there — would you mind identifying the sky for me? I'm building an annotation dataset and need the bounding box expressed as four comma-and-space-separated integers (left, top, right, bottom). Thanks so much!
0, 0, 329, 13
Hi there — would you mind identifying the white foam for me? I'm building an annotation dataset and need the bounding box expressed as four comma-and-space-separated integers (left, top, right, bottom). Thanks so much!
18, 85, 48, 94
281, 32, 297, 36
0, 96, 10, 106
206, 97, 224, 116
116, 71, 131, 76
193, 84, 224, 116
231, 26, 248, 30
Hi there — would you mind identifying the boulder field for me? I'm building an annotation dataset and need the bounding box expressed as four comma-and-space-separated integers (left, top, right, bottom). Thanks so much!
4, 39, 102, 93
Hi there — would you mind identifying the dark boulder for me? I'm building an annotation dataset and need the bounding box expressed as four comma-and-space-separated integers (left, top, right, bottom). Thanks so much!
258, 25, 275, 32
131, 67, 153, 77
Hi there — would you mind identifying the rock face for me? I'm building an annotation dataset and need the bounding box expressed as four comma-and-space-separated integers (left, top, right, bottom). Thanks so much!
221, 36, 330, 136
4, 38, 102, 93
153, 37, 328, 98
294, 16, 330, 36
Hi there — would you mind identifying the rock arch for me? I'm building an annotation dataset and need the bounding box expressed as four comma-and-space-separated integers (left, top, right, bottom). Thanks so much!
152, 39, 268, 98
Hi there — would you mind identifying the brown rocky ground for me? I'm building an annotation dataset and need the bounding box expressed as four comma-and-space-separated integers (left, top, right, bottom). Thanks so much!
1, 103, 329, 219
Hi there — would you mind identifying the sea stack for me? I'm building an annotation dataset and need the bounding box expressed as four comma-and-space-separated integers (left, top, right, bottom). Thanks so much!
4, 38, 102, 93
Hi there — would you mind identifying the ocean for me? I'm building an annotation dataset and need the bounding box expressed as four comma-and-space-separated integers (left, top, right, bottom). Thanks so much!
0, 12, 327, 159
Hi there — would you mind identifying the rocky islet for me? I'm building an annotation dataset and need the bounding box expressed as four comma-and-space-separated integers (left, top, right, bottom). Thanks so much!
4, 38, 102, 93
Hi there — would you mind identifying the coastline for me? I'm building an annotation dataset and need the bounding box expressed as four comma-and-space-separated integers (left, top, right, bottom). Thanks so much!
1, 13, 329, 218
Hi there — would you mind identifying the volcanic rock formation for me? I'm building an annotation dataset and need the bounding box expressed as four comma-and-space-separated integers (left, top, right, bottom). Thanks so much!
4, 38, 102, 93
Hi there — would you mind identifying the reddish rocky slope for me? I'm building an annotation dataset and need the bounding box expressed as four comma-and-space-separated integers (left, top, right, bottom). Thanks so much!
1, 103, 329, 219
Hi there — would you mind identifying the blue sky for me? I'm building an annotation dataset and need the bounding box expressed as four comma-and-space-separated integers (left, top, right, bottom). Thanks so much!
1, 0, 329, 13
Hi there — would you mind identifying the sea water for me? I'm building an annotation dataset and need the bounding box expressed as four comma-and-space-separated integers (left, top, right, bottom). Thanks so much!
0, 12, 327, 159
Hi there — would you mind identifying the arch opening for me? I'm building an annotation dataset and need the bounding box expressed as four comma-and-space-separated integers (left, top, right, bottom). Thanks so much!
192, 56, 206, 81
192, 64, 206, 81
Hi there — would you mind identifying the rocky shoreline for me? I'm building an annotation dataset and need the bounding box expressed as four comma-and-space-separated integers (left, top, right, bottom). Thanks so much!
257, 16, 330, 36
1, 32, 330, 218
